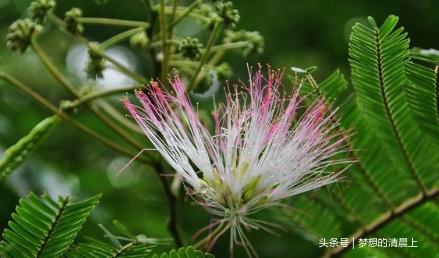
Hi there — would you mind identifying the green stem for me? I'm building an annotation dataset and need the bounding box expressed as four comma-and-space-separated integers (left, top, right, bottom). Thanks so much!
168, 0, 199, 30
78, 17, 149, 28
97, 101, 144, 134
169, 60, 199, 67
208, 51, 224, 67
152, 162, 183, 247
149, 39, 178, 48
166, 0, 178, 66
169, 0, 179, 31
143, 0, 161, 76
160, 6, 210, 24
93, 45, 147, 83
152, 4, 209, 42
159, 0, 169, 81
100, 27, 146, 50
0, 72, 141, 160
31, 38, 76, 95
205, 42, 249, 69
187, 22, 222, 92
64, 84, 143, 108
169, 60, 217, 71
210, 41, 248, 52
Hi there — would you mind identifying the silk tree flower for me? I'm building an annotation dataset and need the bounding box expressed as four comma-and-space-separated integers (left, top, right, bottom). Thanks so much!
123, 67, 348, 257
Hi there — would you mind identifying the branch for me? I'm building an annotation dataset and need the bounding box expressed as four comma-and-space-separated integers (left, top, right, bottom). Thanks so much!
322, 187, 439, 258
0, 72, 141, 160
62, 84, 143, 108
152, 161, 183, 247
99, 27, 146, 49
158, 0, 172, 81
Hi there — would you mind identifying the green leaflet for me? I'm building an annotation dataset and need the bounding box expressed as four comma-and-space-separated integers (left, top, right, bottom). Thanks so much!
0, 115, 59, 181
151, 246, 214, 258
0, 193, 101, 258
405, 61, 439, 145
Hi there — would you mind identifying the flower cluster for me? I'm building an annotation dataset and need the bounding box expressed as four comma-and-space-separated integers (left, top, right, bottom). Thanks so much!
6, 19, 42, 53
177, 37, 204, 60
224, 30, 264, 57
29, 0, 55, 24
86, 42, 106, 79
64, 7, 84, 34
123, 66, 347, 256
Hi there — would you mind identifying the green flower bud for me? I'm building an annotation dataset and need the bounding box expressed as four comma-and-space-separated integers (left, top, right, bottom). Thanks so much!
29, 0, 56, 24
6, 19, 42, 53
224, 30, 264, 56
64, 7, 84, 34
215, 1, 240, 29
199, 3, 221, 28
86, 42, 106, 79
177, 37, 204, 60
129, 31, 149, 49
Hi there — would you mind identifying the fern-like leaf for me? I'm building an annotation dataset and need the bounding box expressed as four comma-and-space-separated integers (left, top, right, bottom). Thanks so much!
285, 15, 439, 258
350, 15, 439, 191
0, 193, 100, 258
0, 116, 59, 181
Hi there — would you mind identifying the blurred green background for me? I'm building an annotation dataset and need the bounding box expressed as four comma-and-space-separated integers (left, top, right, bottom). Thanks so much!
1, 0, 438, 257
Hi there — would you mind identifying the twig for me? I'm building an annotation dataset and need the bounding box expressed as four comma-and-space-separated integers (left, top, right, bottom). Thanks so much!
168, 0, 199, 30
64, 84, 144, 108
78, 17, 149, 28
322, 187, 439, 258
159, 0, 169, 81
100, 27, 146, 49
152, 161, 183, 247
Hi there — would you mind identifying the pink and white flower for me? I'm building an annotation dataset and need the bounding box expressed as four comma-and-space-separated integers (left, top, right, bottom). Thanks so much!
123, 66, 348, 257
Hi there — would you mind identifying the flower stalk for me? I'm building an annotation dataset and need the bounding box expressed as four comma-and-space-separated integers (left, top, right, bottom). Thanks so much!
77, 17, 150, 28
99, 27, 147, 50
187, 22, 222, 92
